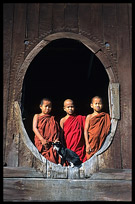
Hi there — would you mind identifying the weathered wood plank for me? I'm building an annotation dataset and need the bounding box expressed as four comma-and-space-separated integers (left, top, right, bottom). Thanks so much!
90, 169, 131, 180
18, 136, 34, 168
116, 4, 132, 169
3, 176, 132, 201
3, 3, 14, 164
78, 3, 91, 33
89, 3, 103, 40
103, 3, 117, 26
65, 3, 78, 32
52, 3, 65, 32
103, 4, 117, 60
98, 122, 122, 169
3, 167, 43, 178
5, 3, 26, 167
109, 83, 120, 119
47, 160, 67, 179
10, 3, 26, 64
26, 3, 39, 40
14, 101, 47, 175
116, 3, 130, 27
39, 3, 53, 35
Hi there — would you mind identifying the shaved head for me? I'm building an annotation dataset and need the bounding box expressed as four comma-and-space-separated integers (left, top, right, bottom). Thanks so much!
91, 96, 102, 104
64, 99, 74, 107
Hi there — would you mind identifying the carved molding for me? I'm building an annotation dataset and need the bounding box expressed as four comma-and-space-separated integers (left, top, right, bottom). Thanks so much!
11, 31, 118, 102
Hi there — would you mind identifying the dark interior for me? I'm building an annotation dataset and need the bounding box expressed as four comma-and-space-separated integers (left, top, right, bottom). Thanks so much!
21, 38, 109, 143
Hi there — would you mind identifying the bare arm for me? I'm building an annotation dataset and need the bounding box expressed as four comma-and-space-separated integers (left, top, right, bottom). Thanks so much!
59, 118, 66, 146
84, 115, 91, 153
60, 118, 64, 129
33, 114, 48, 145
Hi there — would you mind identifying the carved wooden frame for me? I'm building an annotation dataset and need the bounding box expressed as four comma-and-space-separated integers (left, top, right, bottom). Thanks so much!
13, 32, 120, 178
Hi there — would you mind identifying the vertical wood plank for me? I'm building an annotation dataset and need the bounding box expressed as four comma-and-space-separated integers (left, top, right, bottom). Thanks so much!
103, 4, 117, 59
116, 3, 130, 27
78, 3, 91, 33
10, 3, 26, 65
26, 3, 40, 40
52, 3, 65, 32
24, 3, 40, 58
65, 3, 78, 32
98, 3, 122, 169
98, 125, 122, 169
39, 3, 53, 35
78, 3, 103, 42
116, 4, 132, 168
6, 3, 26, 166
88, 3, 103, 40
3, 3, 14, 164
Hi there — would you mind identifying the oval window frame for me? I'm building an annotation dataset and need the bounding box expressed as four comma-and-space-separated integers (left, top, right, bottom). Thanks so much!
14, 32, 120, 178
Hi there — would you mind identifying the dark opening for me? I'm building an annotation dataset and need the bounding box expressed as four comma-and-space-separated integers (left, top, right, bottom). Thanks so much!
21, 38, 109, 143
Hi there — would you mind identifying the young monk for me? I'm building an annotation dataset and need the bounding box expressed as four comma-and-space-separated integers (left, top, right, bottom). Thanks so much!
60, 99, 86, 163
84, 96, 111, 160
33, 98, 61, 164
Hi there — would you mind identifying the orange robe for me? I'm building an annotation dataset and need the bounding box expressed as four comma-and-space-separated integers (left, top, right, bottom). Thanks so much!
34, 114, 61, 164
62, 115, 86, 163
86, 112, 111, 160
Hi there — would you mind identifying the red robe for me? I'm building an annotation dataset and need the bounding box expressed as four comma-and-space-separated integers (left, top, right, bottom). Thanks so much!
34, 114, 61, 164
86, 112, 111, 160
63, 115, 86, 163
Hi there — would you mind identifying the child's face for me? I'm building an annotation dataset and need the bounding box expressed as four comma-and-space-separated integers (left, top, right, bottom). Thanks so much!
64, 100, 75, 115
90, 97, 103, 113
40, 100, 52, 114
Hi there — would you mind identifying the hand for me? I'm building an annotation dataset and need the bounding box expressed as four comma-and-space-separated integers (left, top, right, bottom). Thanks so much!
41, 138, 48, 146
53, 138, 59, 143
86, 144, 91, 154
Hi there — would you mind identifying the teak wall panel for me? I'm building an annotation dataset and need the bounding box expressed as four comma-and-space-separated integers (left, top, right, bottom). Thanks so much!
78, 4, 91, 34
10, 4, 26, 65
88, 3, 103, 40
98, 123, 122, 169
64, 3, 78, 32
103, 3, 117, 27
78, 3, 104, 41
116, 4, 132, 168
99, 4, 121, 168
39, 4, 53, 35
52, 3, 65, 32
26, 4, 39, 40
5, 3, 26, 166
3, 3, 132, 169
116, 3, 130, 27
103, 4, 117, 59
3, 4, 14, 162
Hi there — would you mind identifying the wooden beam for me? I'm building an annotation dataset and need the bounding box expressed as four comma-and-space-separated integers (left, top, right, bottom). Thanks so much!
3, 168, 131, 201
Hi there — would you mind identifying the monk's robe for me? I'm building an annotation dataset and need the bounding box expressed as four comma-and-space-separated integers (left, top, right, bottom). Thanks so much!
63, 115, 86, 163
34, 114, 61, 164
86, 112, 111, 160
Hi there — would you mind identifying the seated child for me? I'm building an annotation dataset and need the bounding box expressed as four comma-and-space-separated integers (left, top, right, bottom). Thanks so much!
84, 96, 111, 160
60, 99, 86, 163
33, 98, 61, 164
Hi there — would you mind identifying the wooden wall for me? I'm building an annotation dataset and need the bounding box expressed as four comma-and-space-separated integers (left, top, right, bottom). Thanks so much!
3, 3, 132, 169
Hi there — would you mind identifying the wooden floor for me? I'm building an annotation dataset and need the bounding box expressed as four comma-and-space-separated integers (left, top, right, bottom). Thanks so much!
3, 167, 132, 201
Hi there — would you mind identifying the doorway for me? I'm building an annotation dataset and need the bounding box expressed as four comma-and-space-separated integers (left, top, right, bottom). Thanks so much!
21, 38, 109, 143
